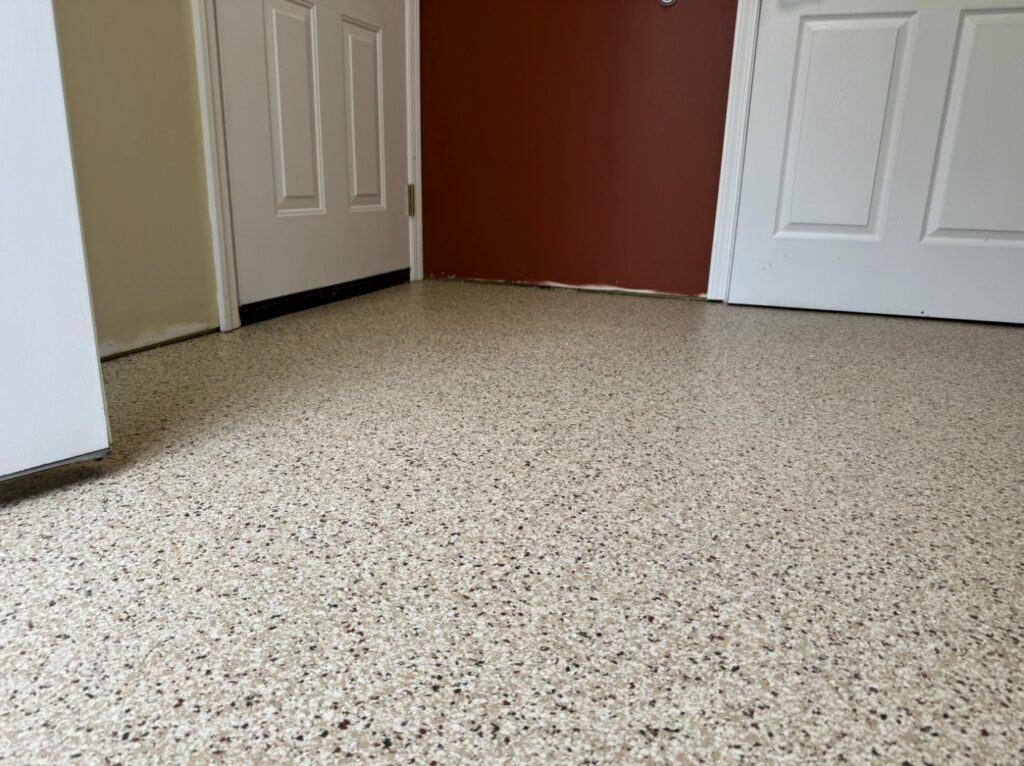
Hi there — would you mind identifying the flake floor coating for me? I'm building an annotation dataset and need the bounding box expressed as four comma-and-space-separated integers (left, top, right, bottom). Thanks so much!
1, 281, 1022, 764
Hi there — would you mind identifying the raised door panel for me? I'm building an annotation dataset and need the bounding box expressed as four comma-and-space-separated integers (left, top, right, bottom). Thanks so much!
342, 16, 386, 210
776, 14, 914, 240
264, 0, 324, 215
924, 9, 1024, 246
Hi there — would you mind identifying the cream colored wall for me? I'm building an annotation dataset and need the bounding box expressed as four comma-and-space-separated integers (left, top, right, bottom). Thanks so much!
54, 0, 219, 357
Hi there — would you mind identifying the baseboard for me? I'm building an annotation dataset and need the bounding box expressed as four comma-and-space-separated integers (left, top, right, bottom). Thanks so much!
239, 268, 411, 326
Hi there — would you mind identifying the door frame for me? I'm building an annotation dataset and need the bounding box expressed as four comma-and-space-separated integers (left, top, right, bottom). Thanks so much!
191, 0, 425, 332
707, 0, 761, 302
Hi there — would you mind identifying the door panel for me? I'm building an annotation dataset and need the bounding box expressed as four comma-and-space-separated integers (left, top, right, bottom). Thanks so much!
778, 14, 913, 238
217, 0, 408, 305
923, 10, 1024, 245
731, 0, 1024, 323
264, 0, 324, 214
342, 16, 385, 209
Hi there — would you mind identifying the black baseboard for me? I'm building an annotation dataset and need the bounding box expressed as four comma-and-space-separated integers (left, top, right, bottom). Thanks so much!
239, 268, 410, 326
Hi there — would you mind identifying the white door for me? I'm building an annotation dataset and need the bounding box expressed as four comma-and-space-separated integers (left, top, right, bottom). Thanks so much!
216, 0, 410, 305
730, 0, 1024, 323
1, 1, 109, 480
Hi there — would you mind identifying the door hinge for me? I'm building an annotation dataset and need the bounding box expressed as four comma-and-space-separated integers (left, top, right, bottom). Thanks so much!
407, 183, 416, 217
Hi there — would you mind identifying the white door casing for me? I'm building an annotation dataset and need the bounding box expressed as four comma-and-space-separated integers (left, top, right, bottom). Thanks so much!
0, 1, 110, 480
214, 0, 412, 305
719, 0, 1024, 323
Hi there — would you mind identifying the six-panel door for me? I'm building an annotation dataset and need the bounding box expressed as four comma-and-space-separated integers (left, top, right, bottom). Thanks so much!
217, 0, 409, 305
731, 0, 1024, 323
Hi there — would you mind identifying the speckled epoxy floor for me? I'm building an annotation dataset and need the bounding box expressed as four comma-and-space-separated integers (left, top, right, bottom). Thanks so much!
1, 281, 1022, 764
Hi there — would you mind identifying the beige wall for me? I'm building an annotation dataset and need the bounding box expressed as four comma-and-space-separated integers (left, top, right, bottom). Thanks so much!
54, 0, 218, 357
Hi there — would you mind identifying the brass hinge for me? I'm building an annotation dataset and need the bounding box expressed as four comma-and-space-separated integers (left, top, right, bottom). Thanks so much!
407, 183, 416, 217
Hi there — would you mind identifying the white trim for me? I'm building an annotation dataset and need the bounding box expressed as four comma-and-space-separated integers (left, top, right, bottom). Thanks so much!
192, 0, 424, 327
192, 0, 241, 331
406, 0, 424, 281
707, 0, 762, 302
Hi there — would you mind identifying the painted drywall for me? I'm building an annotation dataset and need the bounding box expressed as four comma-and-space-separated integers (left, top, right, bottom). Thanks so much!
54, 0, 219, 357
422, 0, 737, 295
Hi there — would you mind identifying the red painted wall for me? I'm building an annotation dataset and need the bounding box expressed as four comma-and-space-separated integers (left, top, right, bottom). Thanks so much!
422, 0, 737, 295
